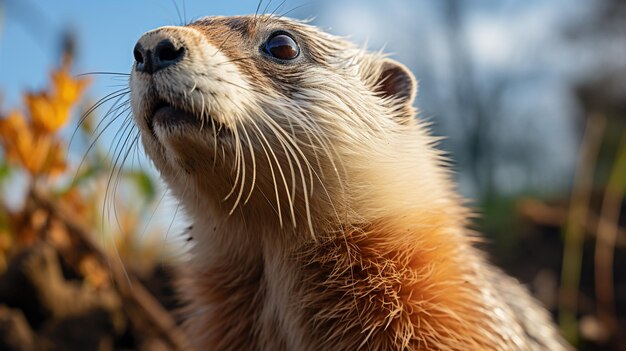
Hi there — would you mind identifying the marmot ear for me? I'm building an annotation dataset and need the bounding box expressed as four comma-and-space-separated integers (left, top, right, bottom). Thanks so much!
362, 57, 418, 124
375, 59, 417, 106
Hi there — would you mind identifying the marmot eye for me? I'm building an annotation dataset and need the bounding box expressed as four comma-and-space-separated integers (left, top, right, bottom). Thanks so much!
264, 33, 300, 61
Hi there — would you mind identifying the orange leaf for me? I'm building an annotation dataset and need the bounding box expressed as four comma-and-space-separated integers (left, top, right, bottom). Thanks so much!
43, 139, 67, 176
25, 92, 71, 134
0, 111, 67, 176
0, 111, 32, 163
52, 67, 90, 106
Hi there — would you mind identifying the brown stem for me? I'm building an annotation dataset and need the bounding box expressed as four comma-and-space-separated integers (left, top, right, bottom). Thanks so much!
594, 131, 626, 335
559, 113, 606, 344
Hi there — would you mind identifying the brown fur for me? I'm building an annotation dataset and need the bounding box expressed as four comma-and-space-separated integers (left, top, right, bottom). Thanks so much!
129, 15, 571, 351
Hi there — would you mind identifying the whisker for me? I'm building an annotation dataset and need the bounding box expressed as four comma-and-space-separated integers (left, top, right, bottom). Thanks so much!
199, 93, 206, 132
110, 131, 140, 283
170, 0, 183, 25
70, 88, 130, 148
277, 3, 313, 20
107, 114, 135, 168
293, 103, 346, 187
88, 96, 131, 138
212, 31, 237, 58
262, 0, 275, 16
289, 111, 346, 233
226, 124, 248, 216
214, 77, 253, 92
76, 71, 131, 77
249, 119, 285, 228
102, 124, 137, 288
103, 115, 135, 224
254, 0, 264, 19
68, 97, 130, 169
109, 131, 139, 237
268, 0, 287, 20
139, 190, 168, 242
216, 56, 256, 66
211, 114, 218, 170
72, 104, 132, 183
267, 121, 297, 225
256, 114, 303, 228
240, 125, 257, 204
287, 115, 314, 196
224, 124, 242, 200
259, 109, 317, 236
160, 201, 181, 257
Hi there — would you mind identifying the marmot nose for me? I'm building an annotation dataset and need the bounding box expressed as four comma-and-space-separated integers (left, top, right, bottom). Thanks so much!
133, 38, 185, 74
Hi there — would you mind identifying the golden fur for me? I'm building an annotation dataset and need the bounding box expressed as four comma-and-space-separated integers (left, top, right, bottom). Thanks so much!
129, 15, 571, 350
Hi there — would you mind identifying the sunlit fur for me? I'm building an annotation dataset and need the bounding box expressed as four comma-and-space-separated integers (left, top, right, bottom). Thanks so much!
130, 15, 570, 351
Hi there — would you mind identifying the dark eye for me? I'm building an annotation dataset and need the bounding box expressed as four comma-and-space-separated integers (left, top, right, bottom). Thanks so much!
263, 33, 300, 61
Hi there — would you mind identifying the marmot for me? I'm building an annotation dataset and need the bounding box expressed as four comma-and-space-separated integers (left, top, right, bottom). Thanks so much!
129, 15, 571, 351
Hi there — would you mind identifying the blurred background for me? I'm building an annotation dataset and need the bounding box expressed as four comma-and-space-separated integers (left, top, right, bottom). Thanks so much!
0, 0, 624, 350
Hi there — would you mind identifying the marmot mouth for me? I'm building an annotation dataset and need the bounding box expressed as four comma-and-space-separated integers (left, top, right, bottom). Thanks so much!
152, 101, 198, 127
147, 98, 225, 136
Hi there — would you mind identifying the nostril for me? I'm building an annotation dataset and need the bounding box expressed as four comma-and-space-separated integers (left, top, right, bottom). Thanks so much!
155, 39, 185, 63
133, 48, 144, 63
133, 42, 145, 63
134, 37, 184, 74
159, 46, 184, 62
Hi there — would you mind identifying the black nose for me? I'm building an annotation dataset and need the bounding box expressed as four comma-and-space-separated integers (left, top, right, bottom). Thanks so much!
133, 39, 185, 74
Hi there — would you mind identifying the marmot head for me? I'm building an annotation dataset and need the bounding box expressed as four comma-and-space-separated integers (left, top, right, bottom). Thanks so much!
130, 15, 430, 237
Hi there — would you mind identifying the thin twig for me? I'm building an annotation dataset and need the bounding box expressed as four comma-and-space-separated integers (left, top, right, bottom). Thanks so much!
559, 113, 606, 345
517, 199, 626, 248
594, 131, 626, 335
